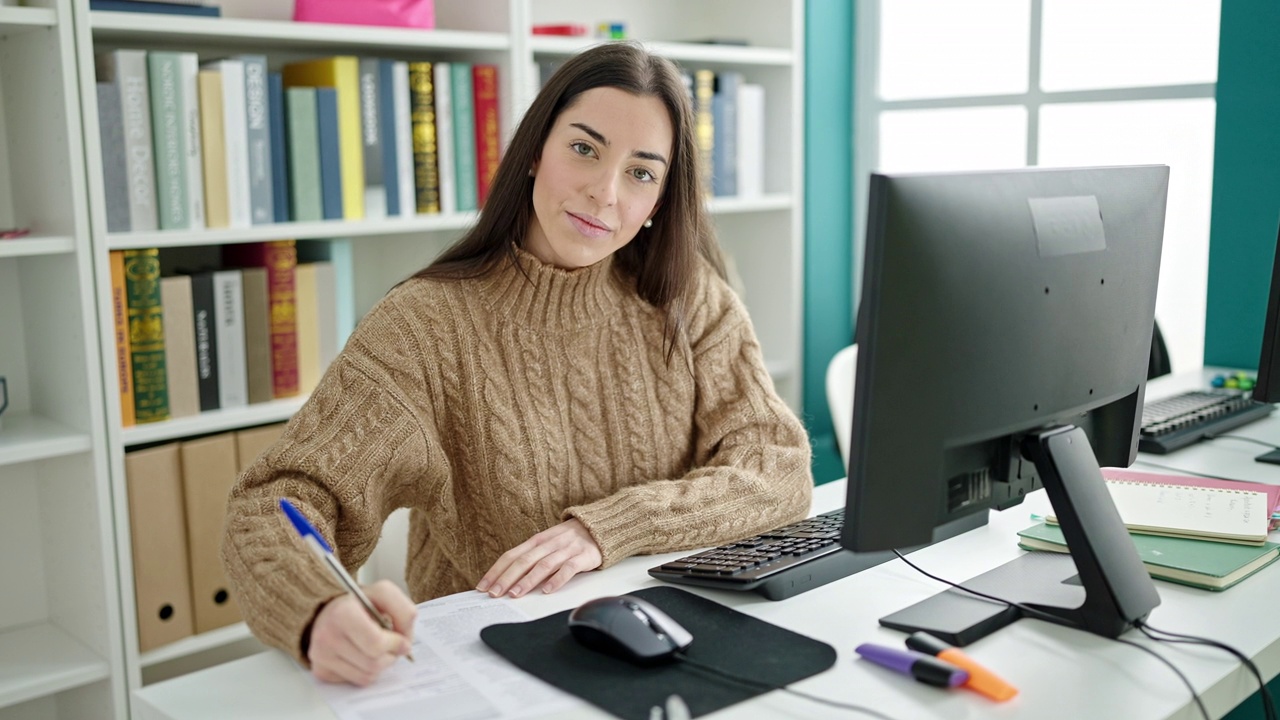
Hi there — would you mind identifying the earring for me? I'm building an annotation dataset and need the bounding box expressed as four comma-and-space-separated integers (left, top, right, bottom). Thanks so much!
528, 169, 535, 177
643, 218, 653, 228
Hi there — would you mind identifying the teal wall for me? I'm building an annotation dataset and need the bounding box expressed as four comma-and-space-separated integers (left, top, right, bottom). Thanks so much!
1204, 0, 1280, 368
803, 0, 855, 485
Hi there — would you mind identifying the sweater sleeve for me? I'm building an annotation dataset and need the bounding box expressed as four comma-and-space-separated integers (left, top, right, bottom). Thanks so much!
220, 294, 446, 665
563, 265, 813, 566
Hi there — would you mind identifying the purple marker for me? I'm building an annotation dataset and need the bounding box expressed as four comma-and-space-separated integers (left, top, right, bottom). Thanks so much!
855, 643, 969, 688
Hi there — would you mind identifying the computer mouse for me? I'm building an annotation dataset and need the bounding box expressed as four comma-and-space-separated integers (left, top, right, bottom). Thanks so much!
567, 595, 693, 665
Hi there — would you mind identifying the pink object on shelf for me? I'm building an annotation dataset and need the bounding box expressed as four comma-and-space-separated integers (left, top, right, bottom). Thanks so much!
293, 0, 434, 29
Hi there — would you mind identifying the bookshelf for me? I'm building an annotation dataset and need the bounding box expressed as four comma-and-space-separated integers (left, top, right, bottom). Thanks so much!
0, 0, 127, 718
2, 0, 808, 716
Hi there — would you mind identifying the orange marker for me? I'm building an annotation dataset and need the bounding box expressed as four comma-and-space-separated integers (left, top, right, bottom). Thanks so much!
904, 632, 1018, 702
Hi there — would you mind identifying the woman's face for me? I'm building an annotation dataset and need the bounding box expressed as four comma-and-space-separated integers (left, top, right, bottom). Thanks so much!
525, 87, 673, 269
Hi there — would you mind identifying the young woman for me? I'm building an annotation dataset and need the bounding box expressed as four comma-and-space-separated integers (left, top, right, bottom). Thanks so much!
222, 41, 812, 686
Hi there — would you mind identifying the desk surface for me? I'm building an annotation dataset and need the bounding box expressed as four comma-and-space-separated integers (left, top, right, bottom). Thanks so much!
134, 369, 1280, 720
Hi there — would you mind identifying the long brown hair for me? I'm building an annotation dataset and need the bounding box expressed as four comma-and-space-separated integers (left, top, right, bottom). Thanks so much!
409, 42, 725, 356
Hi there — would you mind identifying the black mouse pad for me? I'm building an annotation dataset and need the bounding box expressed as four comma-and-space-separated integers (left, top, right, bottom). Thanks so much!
479, 586, 837, 720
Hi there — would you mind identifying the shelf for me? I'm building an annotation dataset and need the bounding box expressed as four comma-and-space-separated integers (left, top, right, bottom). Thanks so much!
0, 6, 56, 38
91, 12, 509, 52
530, 36, 794, 66
0, 235, 77, 259
0, 623, 110, 709
121, 396, 306, 446
106, 212, 479, 250
0, 414, 93, 468
140, 622, 252, 668
707, 194, 793, 214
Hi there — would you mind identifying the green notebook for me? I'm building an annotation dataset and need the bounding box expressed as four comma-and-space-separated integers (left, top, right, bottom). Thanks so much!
1017, 522, 1280, 591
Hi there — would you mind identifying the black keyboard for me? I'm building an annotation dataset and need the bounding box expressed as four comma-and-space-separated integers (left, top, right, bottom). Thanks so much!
647, 510, 894, 600
1139, 389, 1276, 454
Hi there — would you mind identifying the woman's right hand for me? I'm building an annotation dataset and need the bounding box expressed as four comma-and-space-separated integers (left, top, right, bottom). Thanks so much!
306, 580, 417, 686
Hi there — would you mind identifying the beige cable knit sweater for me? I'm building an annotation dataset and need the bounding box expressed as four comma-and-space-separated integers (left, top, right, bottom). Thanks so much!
221, 245, 813, 663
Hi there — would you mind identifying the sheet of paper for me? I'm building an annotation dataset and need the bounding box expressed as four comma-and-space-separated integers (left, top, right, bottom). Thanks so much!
315, 591, 585, 720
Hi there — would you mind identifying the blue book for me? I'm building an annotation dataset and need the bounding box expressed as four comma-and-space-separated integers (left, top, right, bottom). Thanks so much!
268, 72, 289, 223
316, 87, 344, 221
89, 0, 220, 16
378, 59, 401, 217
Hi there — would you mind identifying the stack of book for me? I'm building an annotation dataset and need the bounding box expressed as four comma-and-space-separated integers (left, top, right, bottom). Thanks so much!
96, 50, 502, 233
1018, 468, 1280, 591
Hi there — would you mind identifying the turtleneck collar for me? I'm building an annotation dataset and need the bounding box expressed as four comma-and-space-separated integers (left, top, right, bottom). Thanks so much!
478, 244, 629, 331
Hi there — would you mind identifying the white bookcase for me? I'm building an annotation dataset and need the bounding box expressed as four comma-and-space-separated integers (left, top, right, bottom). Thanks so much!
10, 0, 808, 716
0, 2, 127, 719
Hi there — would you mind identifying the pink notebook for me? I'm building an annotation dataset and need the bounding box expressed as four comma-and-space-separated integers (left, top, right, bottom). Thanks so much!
1102, 468, 1280, 530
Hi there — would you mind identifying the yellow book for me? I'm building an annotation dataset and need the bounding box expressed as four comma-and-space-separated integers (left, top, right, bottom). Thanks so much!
294, 262, 322, 395
109, 251, 136, 427
282, 57, 364, 220
197, 70, 229, 228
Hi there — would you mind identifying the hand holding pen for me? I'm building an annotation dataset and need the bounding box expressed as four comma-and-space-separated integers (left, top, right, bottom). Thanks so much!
280, 499, 418, 686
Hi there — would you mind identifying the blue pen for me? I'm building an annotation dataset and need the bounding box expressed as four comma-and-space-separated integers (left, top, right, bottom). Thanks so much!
279, 498, 414, 662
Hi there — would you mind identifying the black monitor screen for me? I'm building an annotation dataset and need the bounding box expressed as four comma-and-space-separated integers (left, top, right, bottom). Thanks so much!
1253, 221, 1280, 404
840, 166, 1170, 644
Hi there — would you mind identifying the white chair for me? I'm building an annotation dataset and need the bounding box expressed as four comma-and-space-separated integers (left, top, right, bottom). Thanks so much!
825, 344, 858, 469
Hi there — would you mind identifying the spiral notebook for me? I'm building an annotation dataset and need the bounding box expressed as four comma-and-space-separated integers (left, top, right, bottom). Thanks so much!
1046, 469, 1276, 546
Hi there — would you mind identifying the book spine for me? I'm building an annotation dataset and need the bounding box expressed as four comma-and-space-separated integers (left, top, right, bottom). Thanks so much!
147, 52, 188, 229
433, 62, 457, 216
359, 58, 387, 219
215, 59, 252, 228
123, 248, 169, 422
159, 275, 199, 418
295, 263, 321, 395
377, 59, 400, 217
472, 64, 500, 208
109, 251, 136, 426
268, 72, 290, 223
239, 55, 274, 225
408, 62, 440, 214
97, 83, 132, 233
100, 50, 159, 231
89, 0, 221, 16
197, 69, 229, 228
736, 83, 765, 198
712, 71, 740, 197
212, 270, 247, 408
179, 53, 205, 227
264, 241, 300, 398
285, 87, 323, 222
450, 63, 477, 213
315, 87, 344, 221
240, 266, 275, 404
694, 69, 715, 196
392, 62, 414, 217
189, 271, 220, 411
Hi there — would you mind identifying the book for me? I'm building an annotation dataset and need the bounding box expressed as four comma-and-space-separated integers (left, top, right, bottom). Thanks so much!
97, 50, 158, 232
736, 83, 765, 197
189, 271, 220, 411
203, 59, 252, 228
282, 57, 364, 219
212, 270, 248, 408
267, 72, 290, 223
159, 275, 199, 418
1017, 522, 1280, 592
472, 65, 500, 208
295, 263, 322, 394
433, 62, 457, 216
450, 63, 478, 213
90, 0, 220, 16
711, 71, 741, 197
377, 59, 401, 217
197, 69, 229, 228
123, 248, 169, 423
1047, 472, 1273, 546
409, 61, 440, 214
392, 61, 415, 217
315, 87, 344, 221
237, 55, 274, 225
693, 68, 715, 195
240, 267, 275, 404
178, 52, 205, 228
359, 57, 388, 219
108, 251, 135, 426
1101, 467, 1280, 528
147, 52, 191, 230
98, 85, 131, 234
284, 87, 322, 222
223, 241, 299, 399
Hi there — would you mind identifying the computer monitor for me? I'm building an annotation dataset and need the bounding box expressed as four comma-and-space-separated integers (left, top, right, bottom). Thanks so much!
1253, 223, 1280, 405
842, 165, 1170, 646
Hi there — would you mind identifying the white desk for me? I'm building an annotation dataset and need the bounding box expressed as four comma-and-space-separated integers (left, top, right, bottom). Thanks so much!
134, 370, 1280, 720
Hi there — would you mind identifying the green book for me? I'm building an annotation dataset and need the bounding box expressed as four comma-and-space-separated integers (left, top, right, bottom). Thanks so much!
450, 62, 477, 212
148, 51, 190, 230
123, 248, 170, 423
285, 87, 323, 222
1017, 522, 1280, 592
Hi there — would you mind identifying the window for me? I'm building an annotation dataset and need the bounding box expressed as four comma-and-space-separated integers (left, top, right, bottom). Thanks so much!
854, 0, 1221, 372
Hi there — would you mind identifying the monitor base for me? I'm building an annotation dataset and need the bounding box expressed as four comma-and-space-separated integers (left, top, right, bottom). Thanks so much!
1256, 449, 1280, 465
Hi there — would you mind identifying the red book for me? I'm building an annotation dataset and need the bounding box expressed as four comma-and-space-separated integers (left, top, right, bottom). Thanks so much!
531, 23, 588, 36
472, 64, 500, 208
223, 240, 299, 398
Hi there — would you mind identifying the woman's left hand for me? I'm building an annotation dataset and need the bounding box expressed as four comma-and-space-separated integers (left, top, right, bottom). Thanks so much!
477, 518, 602, 598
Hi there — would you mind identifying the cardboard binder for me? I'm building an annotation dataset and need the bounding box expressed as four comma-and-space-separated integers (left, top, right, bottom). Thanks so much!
125, 443, 195, 652
180, 433, 243, 633
235, 423, 286, 473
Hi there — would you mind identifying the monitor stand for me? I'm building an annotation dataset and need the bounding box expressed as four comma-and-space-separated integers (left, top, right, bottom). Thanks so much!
1256, 449, 1280, 466
879, 425, 1161, 646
